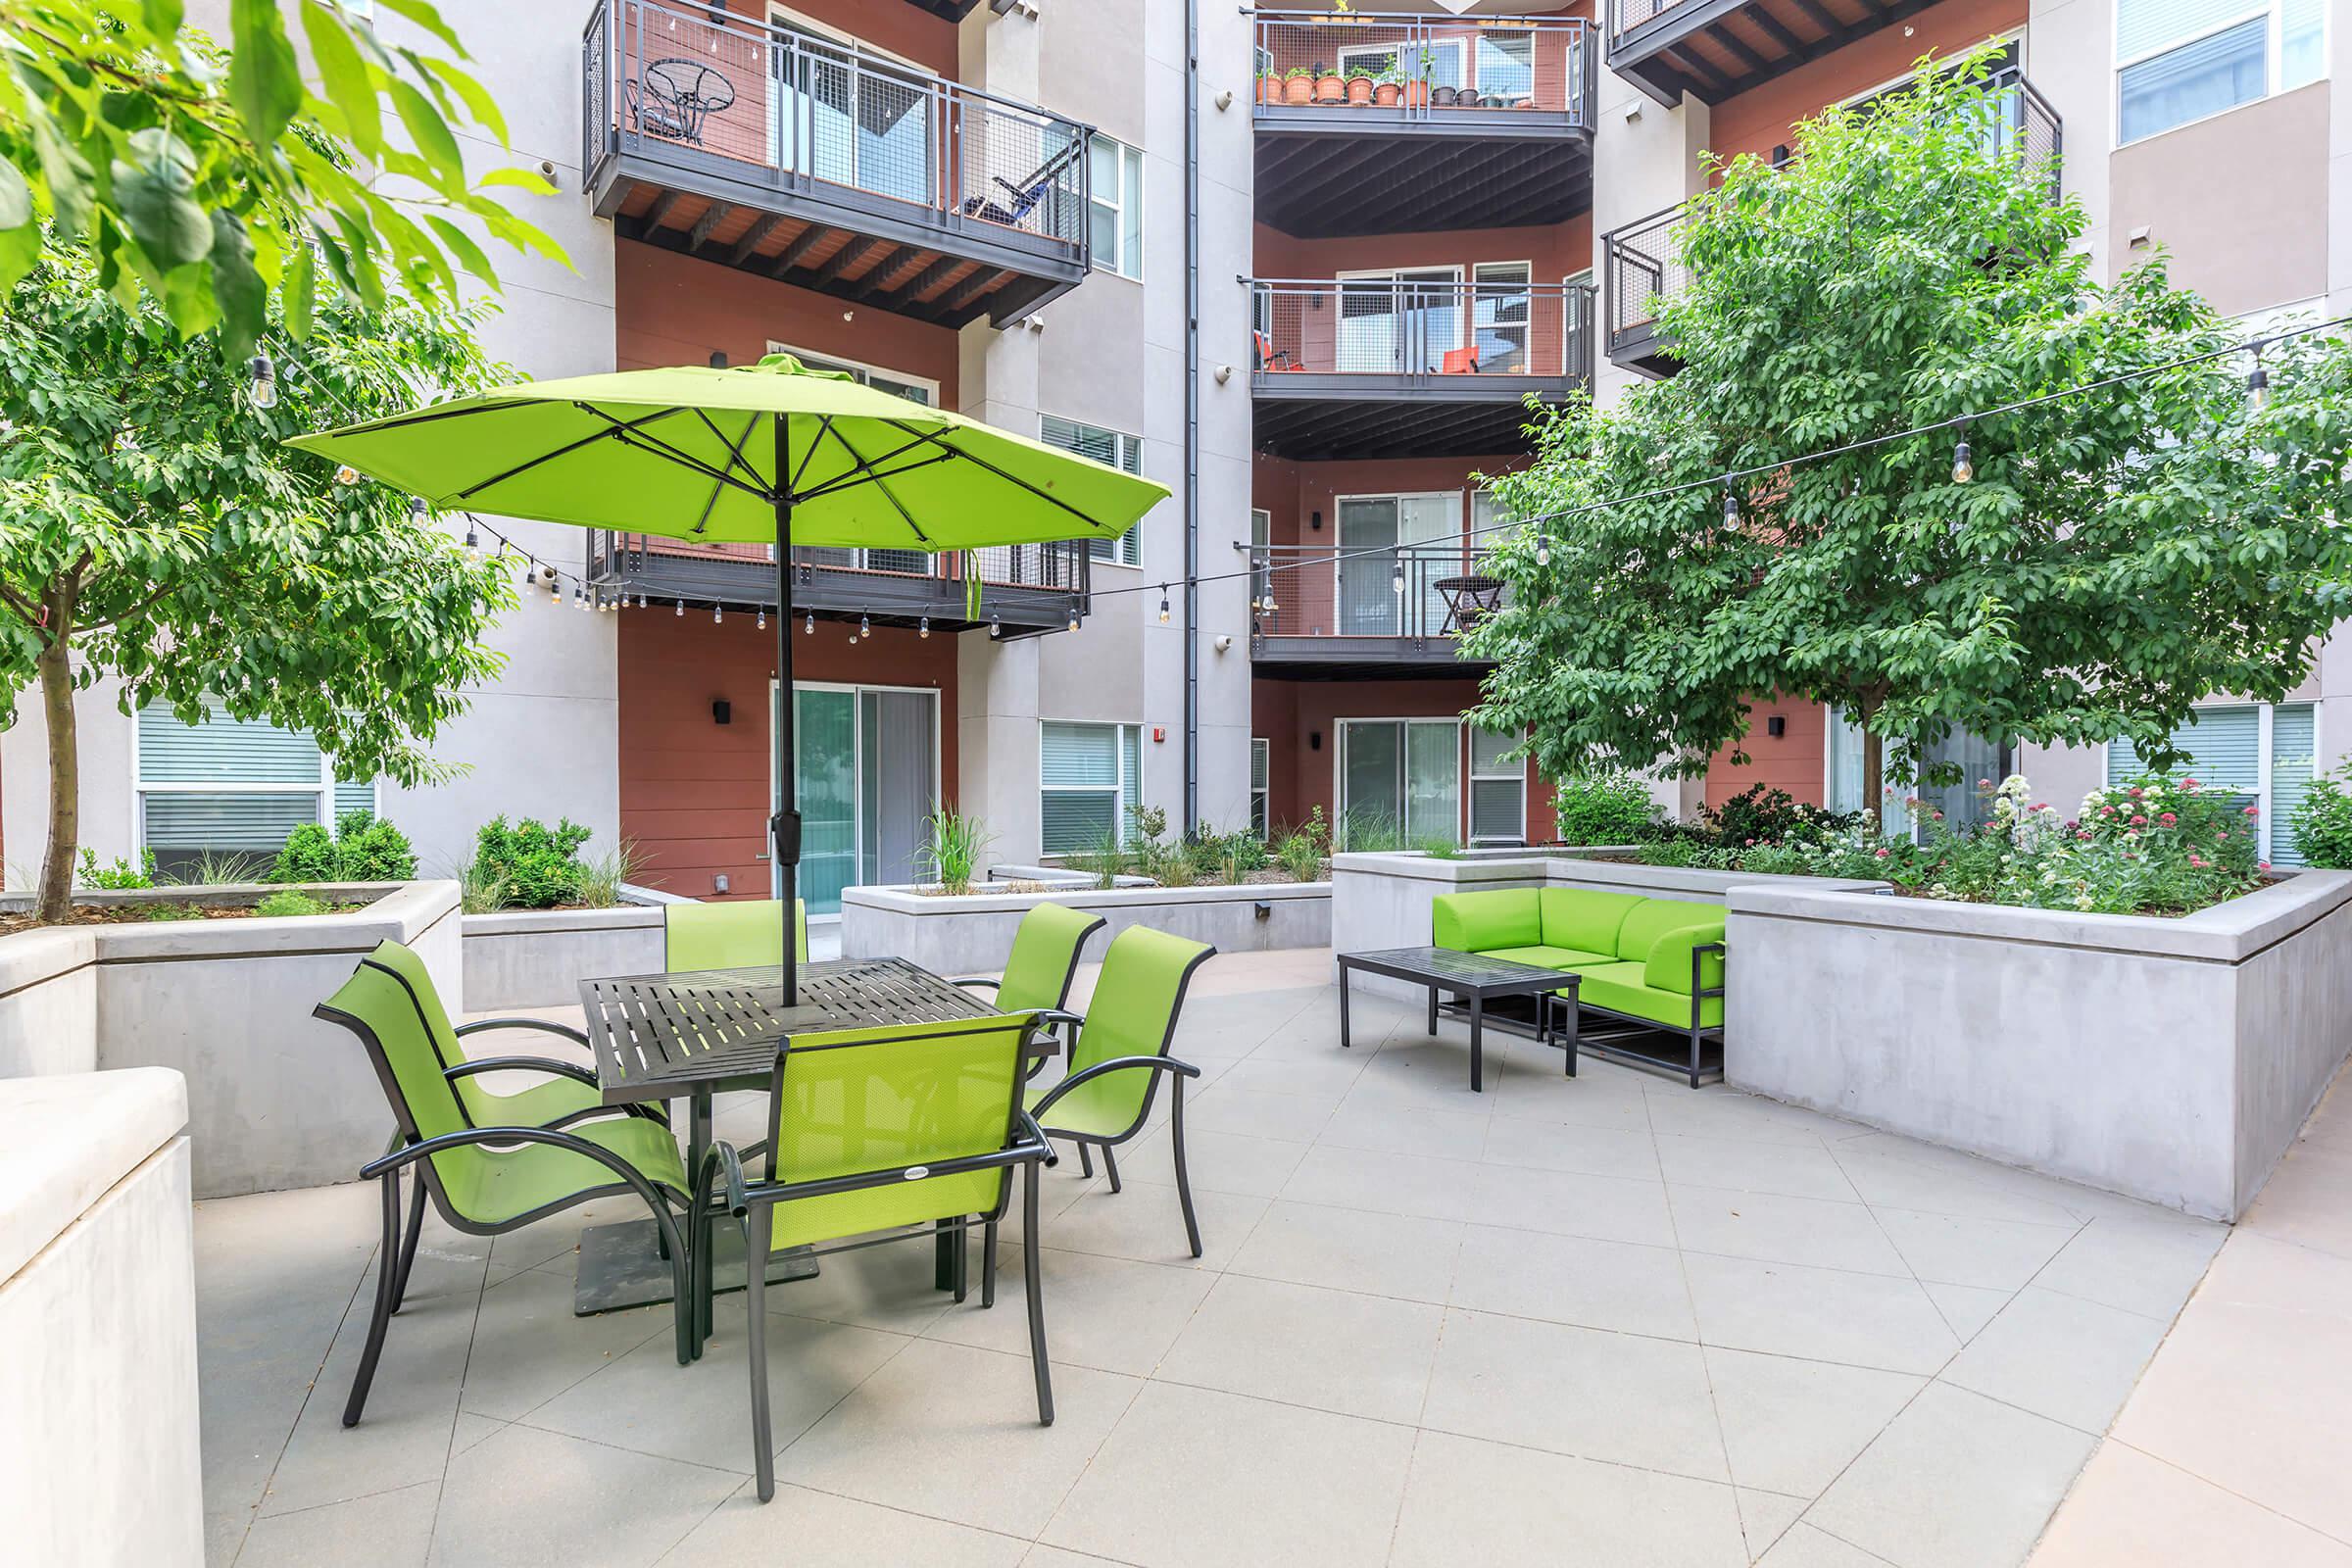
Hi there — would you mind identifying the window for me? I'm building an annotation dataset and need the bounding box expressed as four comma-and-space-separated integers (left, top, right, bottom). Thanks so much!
766, 343, 934, 406
1339, 718, 1460, 847
1040, 414, 1144, 565
1827, 710, 2012, 837
1041, 720, 1142, 855
2107, 702, 2316, 864
1472, 262, 1532, 373
1088, 134, 1144, 280
1250, 738, 1271, 838
1469, 726, 1527, 844
135, 702, 374, 879
2117, 0, 2326, 144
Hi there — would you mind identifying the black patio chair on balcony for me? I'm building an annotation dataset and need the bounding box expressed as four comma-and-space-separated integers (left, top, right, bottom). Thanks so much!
960, 141, 1084, 230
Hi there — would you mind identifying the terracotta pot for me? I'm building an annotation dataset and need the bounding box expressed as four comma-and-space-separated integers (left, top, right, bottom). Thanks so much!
1427, 83, 1454, 106
1346, 76, 1374, 105
1259, 75, 1282, 104
1403, 79, 1429, 107
1284, 74, 1313, 105
1314, 74, 1346, 104
1374, 81, 1401, 107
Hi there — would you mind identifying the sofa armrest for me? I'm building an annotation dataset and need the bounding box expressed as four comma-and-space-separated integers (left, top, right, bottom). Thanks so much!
1431, 888, 1541, 953
1642, 923, 1727, 995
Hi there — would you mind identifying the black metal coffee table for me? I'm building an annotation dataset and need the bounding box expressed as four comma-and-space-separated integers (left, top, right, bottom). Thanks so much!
1336, 946, 1581, 1092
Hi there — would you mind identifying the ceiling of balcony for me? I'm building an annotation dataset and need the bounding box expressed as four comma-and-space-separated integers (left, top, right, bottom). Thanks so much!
1608, 0, 1939, 107
1255, 118, 1594, 238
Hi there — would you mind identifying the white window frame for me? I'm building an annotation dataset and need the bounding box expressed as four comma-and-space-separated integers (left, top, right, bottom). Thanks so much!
2099, 699, 2320, 862
1040, 414, 1145, 565
767, 678, 945, 908
1467, 725, 1528, 845
1471, 260, 1534, 373
1039, 719, 1143, 857
765, 340, 938, 406
1336, 36, 1467, 87
2114, 0, 2325, 146
1334, 715, 1467, 844
1087, 133, 1145, 281
1250, 737, 1271, 837
131, 704, 376, 862
1563, 268, 1593, 368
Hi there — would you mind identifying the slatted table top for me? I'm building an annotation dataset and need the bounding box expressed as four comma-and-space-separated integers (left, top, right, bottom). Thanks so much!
581, 956, 1003, 1105
1338, 945, 1580, 995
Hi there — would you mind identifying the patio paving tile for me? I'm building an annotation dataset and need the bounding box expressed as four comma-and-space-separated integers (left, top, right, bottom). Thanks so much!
1175, 1085, 1335, 1145
656, 1483, 1031, 1568
1480, 1110, 1662, 1180
1042, 1380, 1417, 1568
1756, 1523, 1900, 1567
1276, 1142, 1487, 1222
1735, 1490, 1811, 1561
1918, 1281, 2011, 1343
1034, 1179, 1266, 1271
1869, 1206, 2081, 1292
1096, 1127, 1309, 1198
2028, 1212, 2229, 1319
1319, 1098, 1494, 1161
1227, 1199, 1465, 1305
1152, 1273, 1445, 1423
1465, 1161, 1680, 1249
1803, 1383, 2095, 1568
1419, 1308, 1728, 1482
1667, 1188, 1913, 1277
2027, 1440, 2352, 1568
1654, 1132, 1862, 1201
1827, 1146, 2086, 1228
231, 1479, 438, 1568
1939, 1285, 2172, 1434
1447, 1222, 1697, 1340
426, 1420, 742, 1568
1681, 1254, 1959, 1375
1700, 1345, 1927, 1499
770, 1338, 1140, 1539
1388, 1430, 1750, 1568
925, 1245, 1215, 1378
456, 1262, 675, 1422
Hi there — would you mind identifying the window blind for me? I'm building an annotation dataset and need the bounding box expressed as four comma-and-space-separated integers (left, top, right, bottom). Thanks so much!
139, 702, 322, 784
1042, 720, 1130, 855
2271, 703, 2317, 867
1040, 414, 1144, 565
2116, 0, 2264, 62
2107, 705, 2261, 793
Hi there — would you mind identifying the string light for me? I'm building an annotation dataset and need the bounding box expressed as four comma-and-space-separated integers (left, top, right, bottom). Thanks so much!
805, 612, 814, 635
675, 599, 684, 616
246, 354, 277, 410
991, 611, 1003, 635
1535, 530, 1551, 566
1067, 609, 1080, 632
757, 608, 766, 630
858, 612, 870, 639
462, 521, 480, 561
1158, 587, 1170, 623
712, 603, 722, 623
918, 615, 930, 638
1391, 559, 1404, 597
1951, 419, 1974, 484
1722, 480, 1740, 530
2248, 348, 2269, 410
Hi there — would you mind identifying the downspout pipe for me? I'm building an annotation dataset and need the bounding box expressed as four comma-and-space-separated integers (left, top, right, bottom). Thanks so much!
1183, 0, 1201, 834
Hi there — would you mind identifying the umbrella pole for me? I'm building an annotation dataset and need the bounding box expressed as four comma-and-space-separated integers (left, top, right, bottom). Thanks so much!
773, 416, 799, 1007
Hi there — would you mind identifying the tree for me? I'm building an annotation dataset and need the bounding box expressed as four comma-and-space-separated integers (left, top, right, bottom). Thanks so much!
0, 0, 564, 365
0, 232, 516, 920
1466, 50, 2352, 816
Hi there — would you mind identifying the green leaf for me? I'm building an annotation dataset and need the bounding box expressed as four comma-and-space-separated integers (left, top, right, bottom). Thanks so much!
472, 166, 557, 196
0, 158, 30, 231
28, 115, 96, 235
418, 55, 507, 145
368, 0, 466, 55
228, 0, 306, 151
142, 0, 185, 39
209, 211, 265, 366
283, 240, 317, 339
0, 220, 39, 295
389, 76, 466, 189
114, 130, 212, 268
300, 1, 382, 161
422, 214, 495, 290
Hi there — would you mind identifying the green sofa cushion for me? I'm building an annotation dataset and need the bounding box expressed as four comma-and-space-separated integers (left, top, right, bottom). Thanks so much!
1643, 922, 1726, 995
1570, 960, 1724, 1031
1613, 898, 1728, 961
1539, 888, 1644, 956
1484, 944, 1615, 974
1432, 889, 1541, 953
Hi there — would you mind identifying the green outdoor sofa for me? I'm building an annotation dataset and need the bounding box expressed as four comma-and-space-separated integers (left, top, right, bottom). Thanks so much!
1431, 887, 1726, 1087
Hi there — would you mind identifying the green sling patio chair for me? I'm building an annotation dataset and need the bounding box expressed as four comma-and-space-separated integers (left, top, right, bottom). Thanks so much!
317, 941, 694, 1428
949, 901, 1106, 1061
664, 898, 808, 971
692, 1010, 1056, 1501
1028, 926, 1216, 1257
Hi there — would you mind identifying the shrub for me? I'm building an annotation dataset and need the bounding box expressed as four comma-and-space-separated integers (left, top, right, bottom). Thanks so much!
571, 842, 645, 908
270, 823, 340, 883
255, 889, 327, 918
1274, 828, 1324, 883
469, 815, 595, 908
1067, 826, 1128, 891
76, 848, 157, 889
1705, 784, 1852, 848
919, 807, 991, 895
2291, 764, 2352, 869
1551, 772, 1659, 846
266, 811, 417, 884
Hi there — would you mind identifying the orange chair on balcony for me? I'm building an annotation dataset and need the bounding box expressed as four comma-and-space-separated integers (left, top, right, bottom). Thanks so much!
1440, 345, 1482, 374
1254, 330, 1300, 372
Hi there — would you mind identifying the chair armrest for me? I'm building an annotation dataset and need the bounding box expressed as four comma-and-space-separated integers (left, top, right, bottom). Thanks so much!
456, 1016, 593, 1049
948, 977, 1003, 993
362, 1126, 685, 1222
444, 1055, 598, 1088
698, 1140, 749, 1218
1030, 1054, 1201, 1120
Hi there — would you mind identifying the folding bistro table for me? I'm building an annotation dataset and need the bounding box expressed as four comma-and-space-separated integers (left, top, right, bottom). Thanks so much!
571, 955, 1028, 1313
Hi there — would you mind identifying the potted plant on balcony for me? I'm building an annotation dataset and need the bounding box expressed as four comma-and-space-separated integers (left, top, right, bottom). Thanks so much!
1313, 62, 1347, 104
1258, 67, 1283, 105
1284, 65, 1314, 105
1410, 50, 1439, 108
1345, 65, 1375, 106
1372, 65, 1402, 107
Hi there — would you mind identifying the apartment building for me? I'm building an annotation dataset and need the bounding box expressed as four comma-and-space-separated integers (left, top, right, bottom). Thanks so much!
2, 0, 2345, 897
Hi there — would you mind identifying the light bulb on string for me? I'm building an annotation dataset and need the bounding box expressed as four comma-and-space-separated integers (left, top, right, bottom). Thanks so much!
1157, 587, 1170, 624
1722, 481, 1740, 531
757, 608, 766, 630
858, 613, 870, 640
712, 603, 722, 624
246, 354, 277, 411
1951, 420, 1974, 484
2248, 348, 2270, 411
1391, 559, 1404, 597
334, 464, 360, 487
462, 521, 480, 561
675, 599, 684, 617
1535, 531, 1551, 566
1067, 608, 1080, 632
918, 615, 930, 639
805, 612, 814, 635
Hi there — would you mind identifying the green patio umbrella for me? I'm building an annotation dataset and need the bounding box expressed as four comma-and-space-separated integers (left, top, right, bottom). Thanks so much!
293, 353, 1168, 1003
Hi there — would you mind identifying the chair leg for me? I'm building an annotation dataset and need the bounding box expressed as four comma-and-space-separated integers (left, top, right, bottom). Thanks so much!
1077, 1143, 1094, 1180
981, 1219, 999, 1308
953, 1221, 969, 1303
342, 1172, 403, 1428
661, 1206, 692, 1367
745, 1207, 776, 1502
1101, 1143, 1121, 1195
1022, 1161, 1054, 1427
388, 1165, 426, 1313
1171, 1081, 1202, 1259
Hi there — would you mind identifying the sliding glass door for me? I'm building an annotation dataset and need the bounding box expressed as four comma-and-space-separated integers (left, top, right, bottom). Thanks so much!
1337, 493, 1459, 636
775, 682, 940, 914
1339, 718, 1460, 846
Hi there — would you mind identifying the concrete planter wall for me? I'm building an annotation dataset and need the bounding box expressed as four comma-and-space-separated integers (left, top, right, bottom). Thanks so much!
1728, 871, 2352, 1220
0, 1068, 201, 1564
1329, 850, 1887, 1003
462, 903, 668, 1011
840, 880, 1331, 976
0, 881, 460, 1198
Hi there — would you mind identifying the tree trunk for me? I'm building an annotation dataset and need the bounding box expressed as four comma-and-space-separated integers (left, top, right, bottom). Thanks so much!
1860, 720, 1884, 832
34, 620, 78, 924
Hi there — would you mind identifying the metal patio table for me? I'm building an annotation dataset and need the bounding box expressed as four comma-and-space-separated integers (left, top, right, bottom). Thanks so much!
571, 954, 1034, 1314
1336, 946, 1580, 1093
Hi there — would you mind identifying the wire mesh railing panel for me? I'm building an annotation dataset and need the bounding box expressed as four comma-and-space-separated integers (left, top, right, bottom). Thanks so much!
596, 0, 1088, 248
584, 1, 612, 176
1601, 201, 1690, 343
1252, 11, 1592, 120
1249, 541, 1506, 641
588, 533, 1091, 608
968, 541, 1091, 591
1251, 279, 1592, 378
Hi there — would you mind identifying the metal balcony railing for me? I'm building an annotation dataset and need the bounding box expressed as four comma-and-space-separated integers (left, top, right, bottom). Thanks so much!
1250, 278, 1595, 380
587, 532, 1091, 620
1248, 539, 1510, 645
1251, 9, 1593, 120
583, 0, 1090, 254
1602, 66, 2060, 357
1604, 0, 1703, 46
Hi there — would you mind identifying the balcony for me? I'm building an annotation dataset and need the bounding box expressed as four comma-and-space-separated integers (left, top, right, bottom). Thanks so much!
1607, 0, 1941, 106
1252, 11, 1596, 237
1601, 67, 2060, 377
1250, 277, 1594, 460
902, 0, 981, 17
585, 533, 1091, 639
1247, 539, 1503, 677
582, 0, 1091, 326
